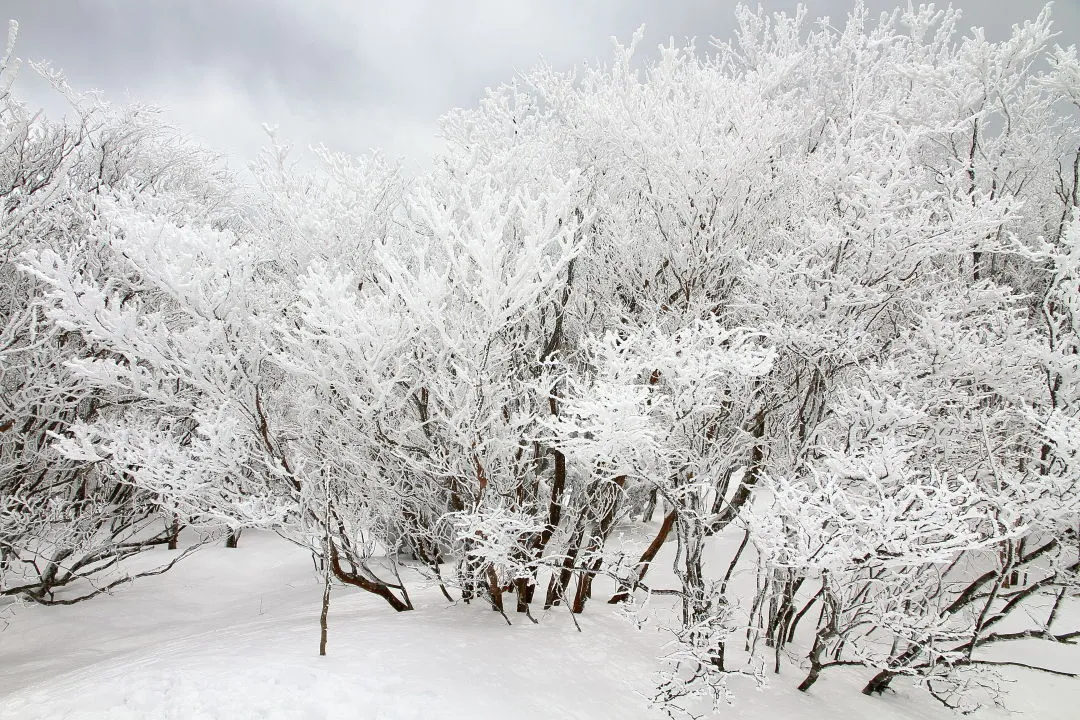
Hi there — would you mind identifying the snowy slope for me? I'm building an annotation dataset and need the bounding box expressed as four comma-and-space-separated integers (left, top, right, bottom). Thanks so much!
1, 530, 1077, 719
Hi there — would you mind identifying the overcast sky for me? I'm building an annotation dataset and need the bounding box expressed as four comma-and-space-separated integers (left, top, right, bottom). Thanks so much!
6, 1, 1079, 171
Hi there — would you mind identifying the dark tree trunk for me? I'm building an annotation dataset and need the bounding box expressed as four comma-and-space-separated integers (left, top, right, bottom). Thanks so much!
571, 476, 625, 614
459, 546, 483, 603
545, 523, 585, 608
766, 570, 803, 650
539, 446, 567, 550
862, 640, 925, 694
787, 586, 823, 645
167, 515, 181, 551
862, 669, 895, 695
609, 510, 676, 603
515, 577, 532, 613
571, 555, 602, 614
797, 641, 824, 692
319, 567, 331, 656
706, 408, 766, 536
487, 566, 505, 613
328, 544, 412, 612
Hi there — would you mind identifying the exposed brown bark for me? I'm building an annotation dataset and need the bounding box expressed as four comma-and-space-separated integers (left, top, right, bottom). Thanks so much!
545, 521, 584, 608
537, 254, 574, 554
608, 509, 677, 604
459, 549, 483, 603
487, 565, 505, 613
253, 386, 298, 491
570, 476, 626, 613
798, 637, 825, 692
167, 514, 181, 551
861, 638, 925, 695
328, 544, 412, 612
319, 565, 331, 656
787, 585, 824, 645
707, 408, 766, 536
862, 541, 1070, 696
862, 668, 898, 695
571, 563, 596, 614
19, 542, 201, 605
539, 445, 567, 551
515, 577, 532, 613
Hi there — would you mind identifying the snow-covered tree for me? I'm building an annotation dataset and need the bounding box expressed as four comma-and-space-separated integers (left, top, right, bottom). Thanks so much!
0, 21, 236, 604
10, 3, 1080, 715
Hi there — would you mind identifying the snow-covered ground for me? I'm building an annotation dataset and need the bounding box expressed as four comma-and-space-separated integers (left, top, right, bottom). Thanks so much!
1, 529, 1078, 719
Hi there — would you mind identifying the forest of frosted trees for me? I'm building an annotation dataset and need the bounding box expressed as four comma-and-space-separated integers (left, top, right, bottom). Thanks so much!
3, 3, 1080, 716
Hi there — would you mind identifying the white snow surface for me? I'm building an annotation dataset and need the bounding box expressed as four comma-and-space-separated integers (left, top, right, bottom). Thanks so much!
1, 528, 1078, 719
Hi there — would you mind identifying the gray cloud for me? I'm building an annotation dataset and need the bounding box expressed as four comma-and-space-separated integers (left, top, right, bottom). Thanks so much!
5, 1, 1078, 170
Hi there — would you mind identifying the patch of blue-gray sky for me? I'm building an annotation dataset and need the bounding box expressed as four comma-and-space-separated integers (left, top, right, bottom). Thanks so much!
6, 1, 1079, 171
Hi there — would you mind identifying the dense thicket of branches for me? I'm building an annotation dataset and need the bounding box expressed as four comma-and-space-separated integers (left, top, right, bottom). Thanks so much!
3, 3, 1080, 716
0, 23, 235, 604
